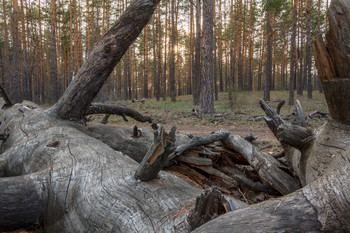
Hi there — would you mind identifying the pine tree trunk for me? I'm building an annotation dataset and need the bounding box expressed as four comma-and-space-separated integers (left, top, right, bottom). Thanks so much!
237, 0, 243, 90
49, 0, 58, 103
169, 0, 176, 102
263, 9, 272, 101
162, 0, 168, 101
228, 0, 233, 100
200, 0, 214, 114
306, 0, 312, 98
297, 0, 304, 95
193, 0, 201, 105
143, 25, 149, 99
11, 0, 22, 103
289, 0, 297, 105
2, 0, 10, 96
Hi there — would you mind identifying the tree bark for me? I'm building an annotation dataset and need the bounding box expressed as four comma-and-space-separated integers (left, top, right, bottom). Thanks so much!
306, 0, 313, 98
193, 0, 201, 105
11, 0, 22, 103
289, 0, 297, 105
49, 0, 58, 103
200, 0, 214, 114
263, 8, 272, 101
143, 24, 149, 99
169, 0, 176, 102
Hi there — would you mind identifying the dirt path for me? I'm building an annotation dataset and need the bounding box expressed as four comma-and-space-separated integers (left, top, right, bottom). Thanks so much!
114, 121, 277, 143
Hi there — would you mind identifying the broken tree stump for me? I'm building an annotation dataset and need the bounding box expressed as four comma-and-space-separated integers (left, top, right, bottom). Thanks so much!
187, 186, 230, 230
135, 125, 176, 181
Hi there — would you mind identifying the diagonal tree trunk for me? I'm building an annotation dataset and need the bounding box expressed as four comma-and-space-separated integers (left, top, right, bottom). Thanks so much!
48, 0, 161, 121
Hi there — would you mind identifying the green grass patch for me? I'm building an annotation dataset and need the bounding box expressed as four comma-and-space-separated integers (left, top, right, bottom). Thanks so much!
94, 90, 328, 129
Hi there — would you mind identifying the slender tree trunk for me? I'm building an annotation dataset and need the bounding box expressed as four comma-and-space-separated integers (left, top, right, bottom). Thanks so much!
193, 0, 201, 105
263, 9, 272, 101
213, 0, 218, 100
200, 0, 214, 114
156, 5, 162, 100
217, 0, 223, 93
162, 0, 168, 101
169, 0, 176, 102
306, 0, 312, 98
143, 25, 149, 99
152, 15, 157, 98
289, 0, 298, 105
20, 0, 29, 100
69, 0, 74, 83
237, 0, 243, 90
128, 48, 132, 99
257, 19, 265, 91
247, 0, 254, 91
11, 0, 22, 103
297, 0, 304, 95
49, 0, 58, 103
2, 0, 10, 95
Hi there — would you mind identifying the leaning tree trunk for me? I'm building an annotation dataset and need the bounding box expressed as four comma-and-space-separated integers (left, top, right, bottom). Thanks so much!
48, 0, 161, 121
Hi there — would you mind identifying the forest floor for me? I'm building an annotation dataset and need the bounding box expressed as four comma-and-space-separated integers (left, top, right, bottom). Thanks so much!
91, 90, 328, 153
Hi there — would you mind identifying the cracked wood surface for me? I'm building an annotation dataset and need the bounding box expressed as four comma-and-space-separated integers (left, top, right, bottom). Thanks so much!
0, 103, 201, 232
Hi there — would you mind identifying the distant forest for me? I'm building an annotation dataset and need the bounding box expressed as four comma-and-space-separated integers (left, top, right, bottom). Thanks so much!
0, 0, 328, 105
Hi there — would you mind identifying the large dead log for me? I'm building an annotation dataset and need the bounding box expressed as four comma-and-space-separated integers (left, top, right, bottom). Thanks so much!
0, 103, 201, 232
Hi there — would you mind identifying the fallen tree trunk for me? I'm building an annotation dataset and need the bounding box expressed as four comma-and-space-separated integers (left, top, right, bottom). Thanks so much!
0, 104, 201, 232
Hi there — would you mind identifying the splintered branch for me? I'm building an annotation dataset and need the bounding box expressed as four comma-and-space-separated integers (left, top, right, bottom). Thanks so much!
135, 125, 176, 181
86, 104, 152, 123
259, 99, 285, 136
292, 100, 307, 127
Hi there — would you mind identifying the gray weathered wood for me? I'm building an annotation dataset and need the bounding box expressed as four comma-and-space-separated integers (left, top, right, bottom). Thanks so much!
176, 155, 212, 166
216, 166, 279, 195
221, 130, 300, 195
0, 103, 200, 232
188, 186, 228, 230
292, 100, 307, 127
174, 131, 230, 157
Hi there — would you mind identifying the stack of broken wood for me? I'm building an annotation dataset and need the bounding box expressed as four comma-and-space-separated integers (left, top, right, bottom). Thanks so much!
133, 101, 305, 204
91, 98, 317, 205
